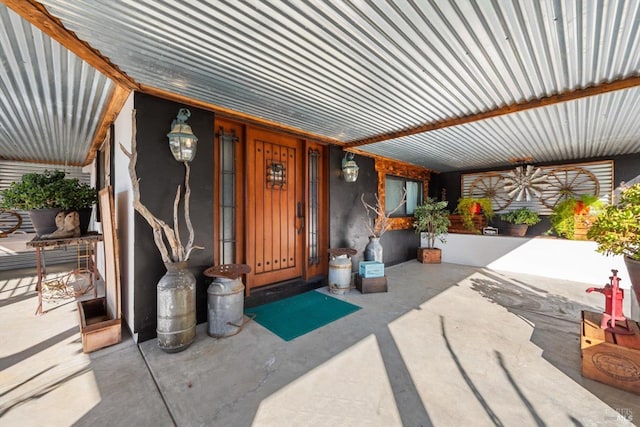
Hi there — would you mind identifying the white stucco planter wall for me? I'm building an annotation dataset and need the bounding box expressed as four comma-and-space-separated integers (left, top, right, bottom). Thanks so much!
113, 93, 135, 340
438, 233, 639, 319
438, 233, 629, 287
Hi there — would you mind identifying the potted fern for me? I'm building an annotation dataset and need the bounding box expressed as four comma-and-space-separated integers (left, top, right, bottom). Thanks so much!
450, 197, 494, 234
548, 194, 603, 240
413, 197, 450, 263
500, 207, 541, 237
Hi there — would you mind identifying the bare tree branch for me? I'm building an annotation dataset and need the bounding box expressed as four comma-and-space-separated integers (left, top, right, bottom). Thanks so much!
361, 193, 380, 236
173, 185, 185, 261
120, 109, 202, 263
361, 189, 407, 238
121, 117, 172, 263
183, 163, 197, 256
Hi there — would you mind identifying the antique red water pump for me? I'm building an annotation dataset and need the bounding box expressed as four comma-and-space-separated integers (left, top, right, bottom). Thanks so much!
586, 269, 633, 334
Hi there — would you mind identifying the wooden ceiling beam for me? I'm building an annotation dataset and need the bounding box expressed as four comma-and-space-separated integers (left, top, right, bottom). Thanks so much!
83, 85, 132, 166
345, 75, 640, 148
140, 84, 344, 146
2, 0, 138, 90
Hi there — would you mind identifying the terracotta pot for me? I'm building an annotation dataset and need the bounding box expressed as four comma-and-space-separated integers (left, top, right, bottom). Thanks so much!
623, 256, 640, 308
505, 224, 528, 237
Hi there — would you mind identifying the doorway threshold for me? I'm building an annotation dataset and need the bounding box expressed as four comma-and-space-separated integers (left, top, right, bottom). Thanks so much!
244, 275, 326, 308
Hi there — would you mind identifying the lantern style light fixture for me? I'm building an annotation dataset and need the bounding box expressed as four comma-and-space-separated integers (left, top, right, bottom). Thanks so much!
342, 152, 359, 182
167, 108, 198, 162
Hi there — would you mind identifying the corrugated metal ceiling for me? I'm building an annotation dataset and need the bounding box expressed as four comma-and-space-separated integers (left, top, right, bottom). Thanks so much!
0, 4, 115, 165
363, 85, 640, 171
2, 0, 640, 171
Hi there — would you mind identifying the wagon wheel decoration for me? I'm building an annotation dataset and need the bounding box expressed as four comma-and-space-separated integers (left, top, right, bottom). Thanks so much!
502, 165, 548, 202
539, 167, 600, 209
0, 209, 22, 237
468, 173, 512, 211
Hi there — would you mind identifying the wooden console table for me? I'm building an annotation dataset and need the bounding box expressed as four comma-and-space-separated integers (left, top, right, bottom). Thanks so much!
27, 233, 103, 315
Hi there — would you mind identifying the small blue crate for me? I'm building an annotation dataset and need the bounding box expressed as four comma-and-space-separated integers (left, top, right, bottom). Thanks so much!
359, 261, 384, 278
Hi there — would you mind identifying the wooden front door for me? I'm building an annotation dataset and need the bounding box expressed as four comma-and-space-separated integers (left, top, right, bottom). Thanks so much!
246, 129, 304, 290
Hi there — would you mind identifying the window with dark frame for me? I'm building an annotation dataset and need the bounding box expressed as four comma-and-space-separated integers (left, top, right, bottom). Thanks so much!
375, 159, 431, 231
385, 175, 423, 217
219, 128, 238, 265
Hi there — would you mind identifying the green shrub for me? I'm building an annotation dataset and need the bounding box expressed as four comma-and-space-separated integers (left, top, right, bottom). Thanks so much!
0, 170, 97, 210
455, 197, 494, 232
587, 184, 640, 260
413, 198, 450, 248
548, 194, 602, 239
500, 207, 541, 226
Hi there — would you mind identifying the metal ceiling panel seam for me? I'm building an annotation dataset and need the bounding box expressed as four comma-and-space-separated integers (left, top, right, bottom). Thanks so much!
359, 86, 640, 171
3, 0, 639, 171
41, 0, 420, 135
0, 4, 114, 164
40, 1, 640, 112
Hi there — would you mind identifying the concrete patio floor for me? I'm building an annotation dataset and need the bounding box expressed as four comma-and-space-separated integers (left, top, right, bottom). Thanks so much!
1, 260, 638, 426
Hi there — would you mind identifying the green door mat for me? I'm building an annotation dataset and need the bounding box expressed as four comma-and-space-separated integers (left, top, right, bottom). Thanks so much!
244, 290, 361, 341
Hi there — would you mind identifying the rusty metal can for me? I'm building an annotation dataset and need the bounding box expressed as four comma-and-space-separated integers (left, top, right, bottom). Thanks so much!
156, 262, 196, 353
207, 276, 244, 337
329, 254, 352, 295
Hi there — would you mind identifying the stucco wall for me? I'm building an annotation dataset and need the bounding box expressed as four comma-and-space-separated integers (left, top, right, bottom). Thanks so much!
328, 146, 421, 270
439, 233, 638, 320
130, 93, 215, 342
113, 92, 135, 338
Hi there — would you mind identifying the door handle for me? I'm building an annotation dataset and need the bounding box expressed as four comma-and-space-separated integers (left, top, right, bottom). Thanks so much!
297, 202, 304, 234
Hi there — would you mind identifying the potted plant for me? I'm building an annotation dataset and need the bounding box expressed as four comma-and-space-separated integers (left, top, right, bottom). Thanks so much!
0, 170, 97, 236
548, 194, 603, 240
587, 183, 640, 308
500, 207, 541, 237
413, 197, 450, 263
450, 197, 494, 233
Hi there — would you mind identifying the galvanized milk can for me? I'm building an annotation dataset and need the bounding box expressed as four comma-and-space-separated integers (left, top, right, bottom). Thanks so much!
328, 248, 357, 295
203, 264, 251, 338
156, 261, 196, 353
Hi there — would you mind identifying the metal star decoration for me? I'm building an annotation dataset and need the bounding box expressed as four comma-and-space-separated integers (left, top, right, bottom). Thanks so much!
503, 165, 548, 201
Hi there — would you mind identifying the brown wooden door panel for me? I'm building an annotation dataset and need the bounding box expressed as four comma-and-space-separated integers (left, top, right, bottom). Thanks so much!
213, 122, 329, 292
285, 146, 297, 269
254, 141, 264, 274
246, 130, 303, 289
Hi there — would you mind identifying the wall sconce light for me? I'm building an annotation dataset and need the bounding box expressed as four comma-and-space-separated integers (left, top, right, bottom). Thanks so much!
167, 108, 198, 162
342, 152, 359, 182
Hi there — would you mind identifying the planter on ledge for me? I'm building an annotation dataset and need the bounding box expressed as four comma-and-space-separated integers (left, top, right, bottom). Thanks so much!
28, 208, 61, 236
505, 224, 528, 237
417, 247, 441, 264
447, 214, 487, 234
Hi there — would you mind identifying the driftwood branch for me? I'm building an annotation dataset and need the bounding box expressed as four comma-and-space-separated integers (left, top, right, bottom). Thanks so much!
120, 109, 202, 263
182, 163, 204, 259
173, 185, 185, 261
120, 113, 171, 263
361, 189, 407, 238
